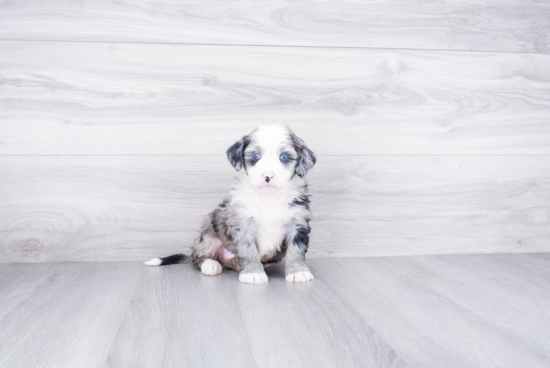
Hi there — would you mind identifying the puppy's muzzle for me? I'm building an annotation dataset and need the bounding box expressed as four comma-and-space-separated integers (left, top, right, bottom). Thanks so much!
263, 172, 274, 183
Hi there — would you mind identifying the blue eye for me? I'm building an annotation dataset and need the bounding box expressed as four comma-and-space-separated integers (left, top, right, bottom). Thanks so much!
280, 154, 289, 161
253, 152, 260, 160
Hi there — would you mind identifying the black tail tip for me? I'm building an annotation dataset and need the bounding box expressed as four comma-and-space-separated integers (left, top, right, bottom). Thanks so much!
161, 253, 188, 265
144, 253, 188, 266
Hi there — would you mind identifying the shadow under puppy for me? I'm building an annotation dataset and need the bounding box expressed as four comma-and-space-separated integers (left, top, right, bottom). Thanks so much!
145, 123, 316, 284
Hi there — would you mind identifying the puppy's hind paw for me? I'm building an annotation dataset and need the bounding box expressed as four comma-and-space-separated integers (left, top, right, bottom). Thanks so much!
286, 271, 314, 283
239, 271, 268, 284
201, 259, 223, 276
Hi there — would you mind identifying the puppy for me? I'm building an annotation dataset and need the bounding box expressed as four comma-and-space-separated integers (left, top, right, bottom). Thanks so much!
145, 123, 316, 284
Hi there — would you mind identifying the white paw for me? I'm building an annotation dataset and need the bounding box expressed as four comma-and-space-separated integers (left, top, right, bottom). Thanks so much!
201, 259, 222, 276
286, 271, 314, 283
239, 271, 268, 284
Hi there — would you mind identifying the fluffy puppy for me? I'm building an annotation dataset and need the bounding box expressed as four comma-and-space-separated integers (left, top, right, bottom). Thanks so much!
145, 124, 316, 284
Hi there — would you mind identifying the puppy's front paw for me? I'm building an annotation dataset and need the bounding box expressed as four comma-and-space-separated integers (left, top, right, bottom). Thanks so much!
239, 271, 268, 284
286, 271, 314, 283
201, 259, 223, 276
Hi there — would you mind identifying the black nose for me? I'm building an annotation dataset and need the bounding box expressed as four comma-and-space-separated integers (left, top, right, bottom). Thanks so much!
265, 177, 271, 183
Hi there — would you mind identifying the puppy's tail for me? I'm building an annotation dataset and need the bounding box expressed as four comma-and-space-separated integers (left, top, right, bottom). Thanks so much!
144, 253, 188, 266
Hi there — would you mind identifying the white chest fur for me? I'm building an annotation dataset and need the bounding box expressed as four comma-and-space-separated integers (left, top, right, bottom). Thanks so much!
248, 191, 294, 260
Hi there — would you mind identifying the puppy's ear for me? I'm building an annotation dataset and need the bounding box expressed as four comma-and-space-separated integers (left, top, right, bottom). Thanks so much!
226, 135, 250, 171
289, 131, 316, 178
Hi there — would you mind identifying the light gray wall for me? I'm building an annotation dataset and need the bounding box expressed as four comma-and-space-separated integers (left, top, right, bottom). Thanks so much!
1, 1, 549, 262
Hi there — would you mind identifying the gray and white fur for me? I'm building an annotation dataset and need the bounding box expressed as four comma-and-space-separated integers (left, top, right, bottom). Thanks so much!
145, 123, 316, 284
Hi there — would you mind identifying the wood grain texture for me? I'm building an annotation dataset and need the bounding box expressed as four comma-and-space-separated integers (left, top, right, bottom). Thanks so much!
1, 255, 549, 367
1, 155, 549, 262
2, 41, 550, 155
312, 155, 550, 257
104, 262, 405, 368
408, 254, 550, 353
235, 263, 405, 368
0, 262, 62, 320
309, 254, 550, 368
105, 263, 257, 368
0, 1, 549, 53
0, 262, 141, 368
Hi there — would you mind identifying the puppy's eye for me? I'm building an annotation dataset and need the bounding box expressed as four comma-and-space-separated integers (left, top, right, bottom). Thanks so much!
280, 154, 289, 161
253, 152, 261, 160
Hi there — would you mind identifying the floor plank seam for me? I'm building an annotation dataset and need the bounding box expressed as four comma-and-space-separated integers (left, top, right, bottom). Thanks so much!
0, 38, 547, 56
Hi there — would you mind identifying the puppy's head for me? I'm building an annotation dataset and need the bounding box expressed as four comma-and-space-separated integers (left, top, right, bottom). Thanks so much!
226, 124, 316, 191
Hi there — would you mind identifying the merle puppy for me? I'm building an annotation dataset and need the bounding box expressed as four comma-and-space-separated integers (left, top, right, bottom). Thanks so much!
145, 124, 316, 284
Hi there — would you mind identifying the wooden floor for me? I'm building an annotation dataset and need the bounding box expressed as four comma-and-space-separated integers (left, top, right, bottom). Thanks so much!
1, 253, 549, 368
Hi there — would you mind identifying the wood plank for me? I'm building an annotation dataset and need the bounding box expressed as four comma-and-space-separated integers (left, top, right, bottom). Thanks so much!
0, 1, 548, 53
408, 254, 550, 353
235, 262, 406, 368
0, 156, 234, 263
0, 262, 62, 320
310, 255, 550, 367
311, 155, 550, 257
104, 263, 257, 368
2, 41, 550, 155
507, 253, 550, 284
1, 155, 549, 262
0, 262, 141, 368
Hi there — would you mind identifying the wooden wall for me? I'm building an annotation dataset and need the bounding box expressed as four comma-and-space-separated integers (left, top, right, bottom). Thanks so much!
1, 1, 549, 262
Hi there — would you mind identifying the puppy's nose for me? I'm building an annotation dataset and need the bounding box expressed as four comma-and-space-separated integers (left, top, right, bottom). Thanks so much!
263, 172, 274, 183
